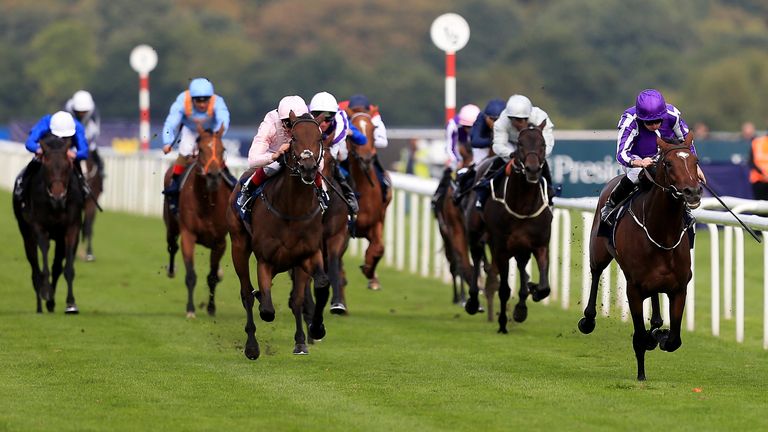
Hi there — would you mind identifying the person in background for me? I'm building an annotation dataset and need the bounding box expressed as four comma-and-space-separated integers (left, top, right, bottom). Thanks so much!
161, 78, 233, 211
748, 122, 768, 200
65, 90, 103, 174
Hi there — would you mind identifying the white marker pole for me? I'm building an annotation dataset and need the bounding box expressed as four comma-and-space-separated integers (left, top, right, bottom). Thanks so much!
130, 45, 158, 151
431, 13, 470, 124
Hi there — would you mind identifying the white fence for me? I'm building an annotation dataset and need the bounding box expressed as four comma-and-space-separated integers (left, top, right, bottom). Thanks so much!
1, 140, 766, 349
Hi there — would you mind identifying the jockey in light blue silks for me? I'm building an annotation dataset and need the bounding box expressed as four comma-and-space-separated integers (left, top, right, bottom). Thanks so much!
161, 78, 234, 205
600, 89, 706, 222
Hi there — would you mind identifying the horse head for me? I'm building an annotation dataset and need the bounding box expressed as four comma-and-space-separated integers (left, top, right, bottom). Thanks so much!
654, 134, 702, 209
39, 134, 74, 209
286, 111, 323, 185
348, 110, 376, 165
195, 123, 225, 190
511, 121, 547, 184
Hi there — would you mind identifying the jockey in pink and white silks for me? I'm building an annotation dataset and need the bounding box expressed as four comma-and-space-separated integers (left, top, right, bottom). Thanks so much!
600, 89, 706, 222
235, 95, 328, 217
309, 91, 367, 217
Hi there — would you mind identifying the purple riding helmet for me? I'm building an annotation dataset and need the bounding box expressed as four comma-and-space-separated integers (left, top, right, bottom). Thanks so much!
635, 89, 667, 121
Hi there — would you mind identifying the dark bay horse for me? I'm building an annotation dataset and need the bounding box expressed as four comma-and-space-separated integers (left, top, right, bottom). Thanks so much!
13, 135, 85, 313
465, 124, 552, 333
163, 124, 231, 318
579, 135, 701, 381
226, 112, 330, 360
346, 111, 392, 290
81, 149, 103, 261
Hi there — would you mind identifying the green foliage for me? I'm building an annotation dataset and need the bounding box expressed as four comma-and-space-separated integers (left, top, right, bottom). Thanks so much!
1, 0, 767, 130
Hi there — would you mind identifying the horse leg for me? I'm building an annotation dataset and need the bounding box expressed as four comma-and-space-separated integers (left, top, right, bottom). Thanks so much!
306, 250, 330, 341
206, 239, 226, 317
362, 223, 385, 290
302, 281, 316, 334
627, 288, 649, 381
63, 224, 80, 314
644, 294, 663, 350
529, 246, 551, 302
513, 255, 531, 324
291, 267, 311, 355
83, 200, 96, 261
180, 231, 197, 318
327, 236, 347, 315
496, 255, 512, 333
35, 231, 53, 311
578, 234, 613, 334
49, 236, 65, 313
484, 257, 499, 322
464, 231, 485, 315
229, 225, 259, 359
655, 291, 685, 352
21, 232, 44, 313
165, 218, 179, 279
256, 261, 276, 322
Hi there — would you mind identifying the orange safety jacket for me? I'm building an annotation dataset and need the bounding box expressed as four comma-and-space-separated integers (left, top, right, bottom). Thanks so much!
183, 90, 216, 117
750, 136, 768, 183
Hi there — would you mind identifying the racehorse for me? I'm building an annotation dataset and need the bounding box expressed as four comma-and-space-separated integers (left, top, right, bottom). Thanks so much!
163, 124, 231, 318
227, 112, 330, 360
578, 134, 701, 381
346, 111, 392, 290
464, 124, 552, 333
81, 148, 103, 261
13, 134, 85, 313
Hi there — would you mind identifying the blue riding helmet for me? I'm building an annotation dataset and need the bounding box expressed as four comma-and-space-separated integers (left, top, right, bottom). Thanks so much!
348, 94, 370, 109
189, 78, 214, 97
635, 89, 667, 121
483, 99, 506, 118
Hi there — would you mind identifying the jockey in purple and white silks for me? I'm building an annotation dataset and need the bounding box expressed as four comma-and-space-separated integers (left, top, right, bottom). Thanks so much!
445, 104, 480, 170
600, 89, 706, 222
309, 91, 366, 216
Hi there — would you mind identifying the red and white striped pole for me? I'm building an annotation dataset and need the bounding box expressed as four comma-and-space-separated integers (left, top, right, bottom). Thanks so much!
430, 14, 469, 124
129, 45, 158, 152
139, 73, 150, 151
445, 51, 456, 124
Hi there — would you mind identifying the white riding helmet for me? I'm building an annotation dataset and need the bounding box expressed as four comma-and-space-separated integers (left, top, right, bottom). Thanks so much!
277, 95, 309, 120
50, 111, 76, 137
72, 90, 95, 112
505, 94, 533, 118
457, 104, 481, 126
309, 92, 339, 113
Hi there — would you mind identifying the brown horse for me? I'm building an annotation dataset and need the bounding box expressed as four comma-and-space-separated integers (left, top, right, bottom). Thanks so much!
346, 111, 392, 290
227, 112, 330, 360
465, 124, 552, 333
13, 135, 85, 313
579, 135, 701, 381
163, 124, 231, 318
81, 149, 103, 261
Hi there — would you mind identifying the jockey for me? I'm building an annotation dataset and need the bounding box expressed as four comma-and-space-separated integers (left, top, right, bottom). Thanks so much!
434, 103, 480, 206
309, 91, 366, 217
14, 111, 89, 202
236, 95, 328, 216
600, 89, 706, 222
342, 94, 391, 200
474, 94, 556, 209
161, 78, 233, 204
452, 99, 505, 204
64, 90, 103, 175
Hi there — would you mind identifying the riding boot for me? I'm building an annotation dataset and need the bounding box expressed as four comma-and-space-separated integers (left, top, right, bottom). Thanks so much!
92, 148, 105, 176
432, 167, 452, 211
542, 160, 555, 207
14, 158, 42, 201
373, 154, 390, 201
473, 157, 505, 209
453, 165, 475, 206
334, 166, 359, 215
73, 162, 91, 198
600, 176, 636, 223
163, 173, 181, 196
315, 173, 329, 212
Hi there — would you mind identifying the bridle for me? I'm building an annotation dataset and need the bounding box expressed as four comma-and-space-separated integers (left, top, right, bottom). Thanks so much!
641, 144, 694, 200
198, 132, 223, 175
510, 127, 545, 175
348, 111, 376, 186
283, 117, 323, 185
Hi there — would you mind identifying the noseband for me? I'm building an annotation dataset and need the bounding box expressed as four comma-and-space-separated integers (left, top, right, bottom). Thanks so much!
511, 128, 545, 174
199, 134, 223, 175
284, 117, 323, 184
642, 144, 693, 200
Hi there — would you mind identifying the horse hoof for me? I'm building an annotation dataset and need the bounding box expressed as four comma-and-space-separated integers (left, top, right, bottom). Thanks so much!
244, 343, 260, 360
652, 328, 670, 350
497, 327, 508, 334
259, 310, 275, 322
64, 304, 79, 314
309, 323, 326, 340
530, 284, 550, 302
513, 304, 528, 322
645, 329, 659, 350
166, 268, 175, 279
293, 344, 309, 355
368, 280, 381, 291
46, 300, 55, 313
186, 311, 196, 319
477, 304, 485, 313
330, 303, 347, 315
578, 317, 595, 334
464, 298, 479, 315
207, 304, 216, 317
85, 254, 95, 262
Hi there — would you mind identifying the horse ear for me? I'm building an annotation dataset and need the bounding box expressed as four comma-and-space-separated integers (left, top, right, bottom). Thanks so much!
289, 110, 297, 123
215, 124, 225, 137
537, 118, 547, 130
683, 131, 694, 147
194, 119, 205, 136
656, 136, 671, 152
313, 112, 324, 124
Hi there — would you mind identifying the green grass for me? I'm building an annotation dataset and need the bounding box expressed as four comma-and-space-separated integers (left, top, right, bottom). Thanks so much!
1, 190, 766, 431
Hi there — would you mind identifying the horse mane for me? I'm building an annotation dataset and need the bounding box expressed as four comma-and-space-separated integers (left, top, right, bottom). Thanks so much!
40, 133, 69, 152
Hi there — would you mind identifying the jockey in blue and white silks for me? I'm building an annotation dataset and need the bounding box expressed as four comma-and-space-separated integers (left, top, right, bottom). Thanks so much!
600, 89, 705, 222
